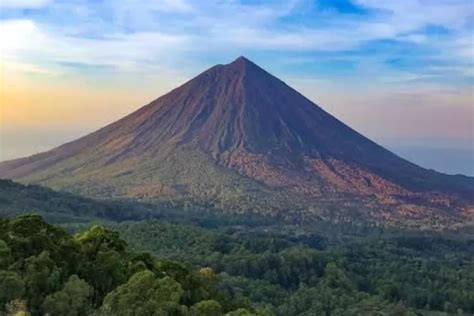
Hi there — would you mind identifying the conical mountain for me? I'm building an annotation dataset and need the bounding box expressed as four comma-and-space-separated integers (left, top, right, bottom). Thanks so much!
1, 57, 472, 226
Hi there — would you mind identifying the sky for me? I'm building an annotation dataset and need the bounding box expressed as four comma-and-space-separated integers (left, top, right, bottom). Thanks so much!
1, 0, 473, 174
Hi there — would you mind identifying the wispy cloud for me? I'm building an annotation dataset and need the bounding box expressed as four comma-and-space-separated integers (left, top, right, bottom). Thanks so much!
1, 0, 473, 84
0, 19, 191, 77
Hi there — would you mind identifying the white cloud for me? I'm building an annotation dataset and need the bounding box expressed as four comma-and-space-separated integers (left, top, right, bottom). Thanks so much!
0, 19, 191, 77
453, 35, 474, 59
1, 0, 473, 83
1, 20, 43, 58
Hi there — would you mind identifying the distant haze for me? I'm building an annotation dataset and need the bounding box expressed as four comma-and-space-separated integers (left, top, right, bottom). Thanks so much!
381, 139, 474, 176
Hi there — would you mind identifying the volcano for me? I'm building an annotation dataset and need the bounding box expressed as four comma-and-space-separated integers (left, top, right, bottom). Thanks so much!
1, 57, 473, 226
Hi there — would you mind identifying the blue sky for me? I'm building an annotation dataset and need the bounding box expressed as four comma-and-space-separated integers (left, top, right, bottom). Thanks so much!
2, 0, 473, 84
1, 0, 473, 174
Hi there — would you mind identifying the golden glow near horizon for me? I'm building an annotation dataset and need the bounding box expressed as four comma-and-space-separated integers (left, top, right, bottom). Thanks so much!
2, 65, 156, 129
2, 63, 472, 137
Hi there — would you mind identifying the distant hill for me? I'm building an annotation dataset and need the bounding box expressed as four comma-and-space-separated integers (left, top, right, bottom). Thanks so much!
0, 179, 277, 227
1, 57, 473, 227
0, 179, 159, 223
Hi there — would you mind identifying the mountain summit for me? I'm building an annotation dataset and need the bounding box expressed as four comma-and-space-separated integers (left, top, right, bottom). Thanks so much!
1, 57, 473, 226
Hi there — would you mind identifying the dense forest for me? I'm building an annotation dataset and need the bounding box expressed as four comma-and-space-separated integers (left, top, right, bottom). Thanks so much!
1, 180, 473, 315
0, 215, 269, 315
117, 220, 474, 315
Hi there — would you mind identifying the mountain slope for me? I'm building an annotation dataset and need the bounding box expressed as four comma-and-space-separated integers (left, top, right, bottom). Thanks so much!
1, 57, 472, 226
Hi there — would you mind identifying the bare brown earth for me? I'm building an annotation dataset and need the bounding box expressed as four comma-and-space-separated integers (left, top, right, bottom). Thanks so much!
0, 57, 472, 227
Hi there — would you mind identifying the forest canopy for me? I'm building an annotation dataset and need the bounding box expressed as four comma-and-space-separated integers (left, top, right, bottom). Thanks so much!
0, 181, 473, 315
0, 215, 264, 316
1, 214, 473, 315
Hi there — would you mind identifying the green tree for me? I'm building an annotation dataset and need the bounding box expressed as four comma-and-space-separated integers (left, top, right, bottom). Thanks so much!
42, 275, 92, 316
76, 226, 126, 257
101, 270, 186, 316
322, 262, 352, 290
6, 215, 68, 263
23, 251, 62, 313
76, 226, 128, 305
225, 308, 255, 316
0, 239, 11, 268
5, 299, 31, 316
0, 270, 24, 307
191, 299, 222, 316
85, 249, 127, 305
